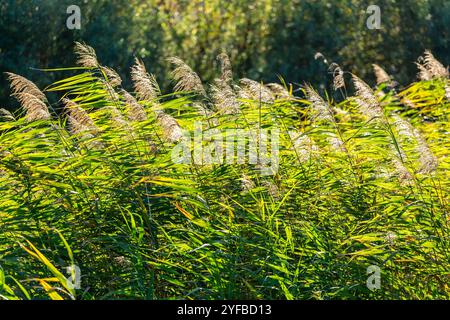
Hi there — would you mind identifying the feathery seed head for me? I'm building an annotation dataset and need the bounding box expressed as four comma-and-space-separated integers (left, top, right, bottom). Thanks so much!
328, 134, 347, 152
304, 85, 333, 122
210, 79, 240, 114
238, 78, 274, 103
422, 50, 448, 78
156, 112, 183, 143
131, 58, 161, 101
217, 52, 233, 84
391, 114, 438, 174
385, 232, 397, 246
241, 174, 255, 192
101, 66, 122, 87
121, 90, 147, 122
168, 57, 206, 96
352, 75, 383, 118
289, 131, 319, 163
392, 158, 413, 185
372, 64, 393, 85
262, 180, 280, 200
0, 108, 15, 121
329, 63, 345, 91
266, 83, 291, 100
64, 99, 97, 135
74, 42, 99, 68
5, 72, 47, 102
392, 115, 416, 139
6, 73, 50, 122
416, 62, 432, 81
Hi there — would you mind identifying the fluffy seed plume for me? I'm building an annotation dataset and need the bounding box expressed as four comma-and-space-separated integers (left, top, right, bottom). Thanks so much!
74, 42, 99, 68
121, 90, 147, 122
101, 66, 122, 87
328, 134, 347, 152
352, 75, 383, 119
304, 85, 333, 122
0, 108, 15, 121
372, 64, 393, 85
5, 72, 46, 102
64, 99, 97, 135
329, 63, 345, 91
15, 92, 49, 120
168, 57, 206, 96
289, 131, 319, 163
217, 52, 233, 84
266, 83, 291, 100
156, 112, 183, 143
445, 83, 450, 100
422, 50, 449, 78
6, 73, 50, 121
392, 157, 413, 185
392, 115, 438, 174
238, 78, 274, 103
416, 62, 433, 81
131, 58, 160, 101
210, 79, 240, 115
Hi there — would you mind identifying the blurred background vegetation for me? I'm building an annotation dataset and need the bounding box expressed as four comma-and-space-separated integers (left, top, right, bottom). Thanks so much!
0, 0, 449, 108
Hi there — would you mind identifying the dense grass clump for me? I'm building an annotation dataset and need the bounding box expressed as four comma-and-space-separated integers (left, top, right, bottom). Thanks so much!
0, 44, 449, 300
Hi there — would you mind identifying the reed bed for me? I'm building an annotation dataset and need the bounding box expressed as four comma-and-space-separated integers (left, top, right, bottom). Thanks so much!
0, 44, 448, 300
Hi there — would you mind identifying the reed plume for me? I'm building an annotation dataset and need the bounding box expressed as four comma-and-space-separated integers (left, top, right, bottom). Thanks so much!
304, 85, 333, 122
372, 64, 393, 85
64, 99, 97, 136
262, 180, 280, 200
422, 50, 449, 78
99, 104, 129, 132
131, 58, 161, 101
210, 79, 240, 115
168, 57, 206, 96
416, 50, 449, 80
0, 108, 15, 121
266, 83, 291, 100
241, 174, 255, 192
6, 72, 46, 102
289, 131, 319, 163
416, 62, 432, 81
392, 115, 438, 174
6, 73, 50, 121
74, 42, 99, 68
238, 78, 274, 103
352, 75, 383, 119
329, 63, 345, 91
217, 52, 233, 84
328, 134, 347, 152
101, 66, 122, 87
156, 112, 183, 143
121, 90, 147, 122
392, 157, 413, 185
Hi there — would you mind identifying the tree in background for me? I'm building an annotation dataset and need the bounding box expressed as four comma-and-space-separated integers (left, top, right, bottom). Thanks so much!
1, 0, 448, 108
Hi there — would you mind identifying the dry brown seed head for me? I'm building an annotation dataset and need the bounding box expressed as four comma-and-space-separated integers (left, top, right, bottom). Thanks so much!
372, 64, 392, 85
168, 57, 206, 96
74, 42, 99, 68
238, 78, 274, 104
131, 58, 161, 101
